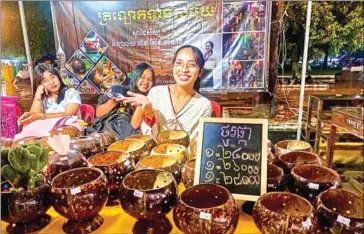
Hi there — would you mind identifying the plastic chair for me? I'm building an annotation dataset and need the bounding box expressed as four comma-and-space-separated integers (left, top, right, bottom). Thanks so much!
210, 101, 221, 118
16, 105, 22, 118
79, 104, 95, 124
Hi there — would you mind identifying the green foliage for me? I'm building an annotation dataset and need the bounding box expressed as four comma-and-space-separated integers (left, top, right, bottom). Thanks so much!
0, 144, 49, 190
284, 1, 364, 69
8, 146, 35, 174
1, 165, 23, 187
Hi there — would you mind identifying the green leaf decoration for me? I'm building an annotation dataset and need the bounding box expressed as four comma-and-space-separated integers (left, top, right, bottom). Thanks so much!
38, 147, 49, 171
8, 146, 36, 174
1, 165, 22, 187
27, 145, 42, 170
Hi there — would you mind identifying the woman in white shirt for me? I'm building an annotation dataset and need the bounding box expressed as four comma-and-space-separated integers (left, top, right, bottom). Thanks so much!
122, 45, 212, 139
18, 63, 81, 125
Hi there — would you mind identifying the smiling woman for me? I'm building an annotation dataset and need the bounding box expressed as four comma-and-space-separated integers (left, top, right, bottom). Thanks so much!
83, 63, 156, 139
17, 63, 81, 126
121, 45, 212, 140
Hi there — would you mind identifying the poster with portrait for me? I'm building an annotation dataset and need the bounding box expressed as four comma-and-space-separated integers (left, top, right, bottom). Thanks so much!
53, 1, 269, 93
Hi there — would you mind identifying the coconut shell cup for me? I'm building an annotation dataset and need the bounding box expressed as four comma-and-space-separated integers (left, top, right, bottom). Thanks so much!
173, 183, 239, 234
89, 130, 118, 151
267, 164, 285, 192
11, 136, 51, 150
252, 192, 317, 233
181, 158, 196, 189
316, 189, 363, 234
157, 130, 190, 147
108, 139, 149, 163
50, 167, 109, 234
50, 125, 81, 139
277, 151, 321, 175
287, 164, 342, 204
1, 184, 51, 234
136, 155, 182, 184
87, 151, 135, 206
70, 136, 102, 158
126, 134, 157, 152
274, 140, 312, 158
1, 137, 13, 148
151, 143, 189, 165
119, 169, 178, 221
43, 150, 89, 184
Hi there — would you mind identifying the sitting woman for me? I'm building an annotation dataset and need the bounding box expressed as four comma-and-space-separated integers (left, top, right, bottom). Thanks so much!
88, 63, 155, 139
18, 63, 81, 126
121, 45, 212, 140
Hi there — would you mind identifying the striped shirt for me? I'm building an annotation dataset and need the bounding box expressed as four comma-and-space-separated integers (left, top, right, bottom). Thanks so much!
141, 85, 212, 140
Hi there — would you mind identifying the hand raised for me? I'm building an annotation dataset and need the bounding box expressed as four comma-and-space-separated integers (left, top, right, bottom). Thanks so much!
121, 91, 152, 110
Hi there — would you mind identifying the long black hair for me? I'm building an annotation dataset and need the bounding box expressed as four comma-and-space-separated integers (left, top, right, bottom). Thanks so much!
33, 63, 68, 104
129, 63, 155, 95
172, 45, 205, 93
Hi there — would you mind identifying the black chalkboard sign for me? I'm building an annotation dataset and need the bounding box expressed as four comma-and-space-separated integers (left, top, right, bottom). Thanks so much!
194, 118, 268, 201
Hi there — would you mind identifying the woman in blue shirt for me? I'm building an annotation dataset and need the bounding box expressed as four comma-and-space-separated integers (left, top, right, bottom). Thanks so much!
18, 63, 81, 125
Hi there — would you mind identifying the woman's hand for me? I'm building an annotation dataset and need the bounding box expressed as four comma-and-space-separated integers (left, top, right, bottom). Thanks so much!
121, 91, 152, 110
18, 112, 44, 126
35, 85, 48, 98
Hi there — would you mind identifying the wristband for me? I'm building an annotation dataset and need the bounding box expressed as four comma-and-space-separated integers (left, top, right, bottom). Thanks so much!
34, 97, 42, 102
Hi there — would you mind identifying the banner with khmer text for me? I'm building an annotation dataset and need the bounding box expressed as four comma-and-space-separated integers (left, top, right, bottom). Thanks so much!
53, 1, 269, 94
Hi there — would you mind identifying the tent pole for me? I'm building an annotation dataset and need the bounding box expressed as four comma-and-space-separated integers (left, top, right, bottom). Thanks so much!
18, 1, 34, 95
50, 1, 59, 53
297, 1, 312, 140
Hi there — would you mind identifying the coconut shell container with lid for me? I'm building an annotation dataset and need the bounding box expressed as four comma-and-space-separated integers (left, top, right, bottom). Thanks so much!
43, 135, 89, 184
43, 150, 89, 184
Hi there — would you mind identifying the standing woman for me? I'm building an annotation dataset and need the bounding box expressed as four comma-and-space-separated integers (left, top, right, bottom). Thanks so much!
18, 63, 81, 126
88, 63, 155, 139
122, 45, 212, 140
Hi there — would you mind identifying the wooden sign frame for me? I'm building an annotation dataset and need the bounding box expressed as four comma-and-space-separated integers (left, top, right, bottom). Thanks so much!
194, 117, 268, 201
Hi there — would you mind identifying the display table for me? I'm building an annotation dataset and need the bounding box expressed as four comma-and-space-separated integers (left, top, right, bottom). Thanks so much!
327, 107, 364, 168
1, 184, 260, 234
305, 94, 363, 153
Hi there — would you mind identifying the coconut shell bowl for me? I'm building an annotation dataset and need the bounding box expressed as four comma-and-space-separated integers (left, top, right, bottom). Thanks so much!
267, 164, 285, 192
151, 143, 189, 165
69, 136, 102, 159
126, 134, 157, 152
181, 158, 196, 189
108, 139, 149, 163
287, 164, 342, 204
173, 183, 239, 234
274, 140, 312, 158
50, 167, 109, 234
1, 184, 51, 234
136, 155, 181, 184
276, 151, 321, 175
157, 130, 190, 147
316, 189, 363, 233
252, 192, 316, 233
88, 151, 135, 206
89, 130, 118, 151
118, 169, 178, 234
50, 125, 81, 139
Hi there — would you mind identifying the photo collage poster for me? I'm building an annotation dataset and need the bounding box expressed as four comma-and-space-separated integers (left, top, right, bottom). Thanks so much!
185, 1, 267, 90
